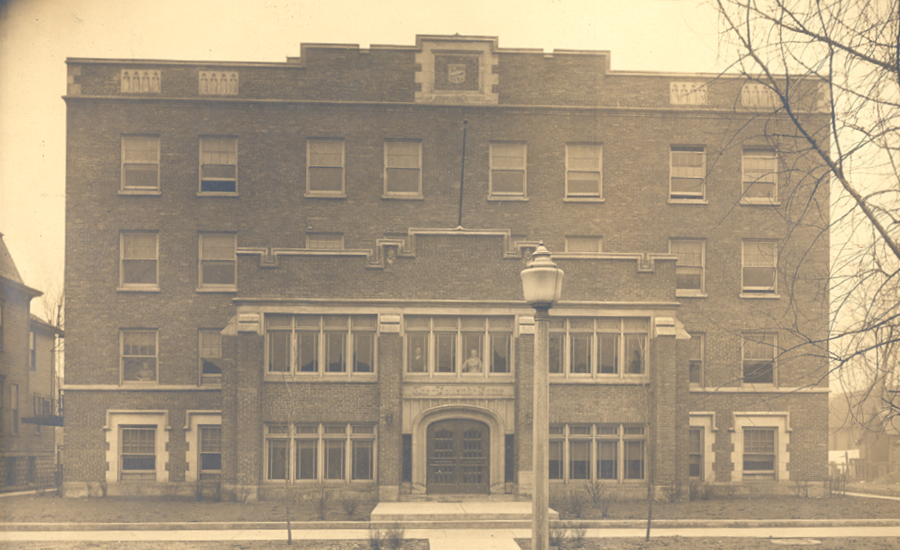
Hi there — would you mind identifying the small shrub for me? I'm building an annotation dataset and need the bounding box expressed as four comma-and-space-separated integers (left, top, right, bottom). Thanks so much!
384, 523, 406, 550
568, 522, 587, 548
194, 481, 204, 501
583, 480, 607, 506
368, 525, 386, 550
567, 488, 590, 519
698, 482, 715, 501
340, 492, 360, 518
826, 473, 847, 498
551, 491, 572, 518
663, 481, 682, 503
99, 481, 108, 497
549, 526, 571, 548
313, 484, 331, 520
793, 479, 810, 498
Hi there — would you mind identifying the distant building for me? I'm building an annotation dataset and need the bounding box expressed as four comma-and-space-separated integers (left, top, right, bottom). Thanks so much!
63, 35, 830, 500
829, 391, 900, 479
0, 233, 62, 491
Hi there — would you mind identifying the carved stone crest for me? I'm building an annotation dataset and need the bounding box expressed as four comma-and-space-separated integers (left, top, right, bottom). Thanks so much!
448, 64, 466, 84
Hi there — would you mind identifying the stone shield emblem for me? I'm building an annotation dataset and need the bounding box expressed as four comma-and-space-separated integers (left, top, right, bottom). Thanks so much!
448, 64, 466, 84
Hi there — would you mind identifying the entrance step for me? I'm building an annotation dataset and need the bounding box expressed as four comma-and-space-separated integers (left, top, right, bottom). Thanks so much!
399, 493, 519, 502
371, 501, 559, 524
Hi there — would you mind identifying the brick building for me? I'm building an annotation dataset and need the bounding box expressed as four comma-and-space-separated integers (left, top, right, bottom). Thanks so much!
63, 35, 830, 500
1, 234, 62, 491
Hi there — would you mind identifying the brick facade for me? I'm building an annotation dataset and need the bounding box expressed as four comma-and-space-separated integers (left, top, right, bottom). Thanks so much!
63, 35, 830, 500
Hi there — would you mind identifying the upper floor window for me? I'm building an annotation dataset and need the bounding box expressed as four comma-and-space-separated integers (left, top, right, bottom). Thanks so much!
489, 142, 526, 198
384, 141, 422, 198
120, 231, 158, 290
121, 70, 160, 94
670, 147, 705, 201
688, 333, 704, 386
199, 233, 236, 291
405, 316, 513, 378
549, 318, 649, 379
742, 240, 777, 294
742, 149, 778, 203
742, 332, 776, 385
266, 314, 377, 377
199, 329, 223, 385
565, 144, 602, 199
565, 236, 602, 254
121, 136, 160, 192
307, 140, 345, 197
121, 329, 157, 384
670, 239, 705, 296
200, 137, 237, 194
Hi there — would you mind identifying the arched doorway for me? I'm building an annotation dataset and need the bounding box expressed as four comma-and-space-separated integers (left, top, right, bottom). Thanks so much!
426, 419, 490, 494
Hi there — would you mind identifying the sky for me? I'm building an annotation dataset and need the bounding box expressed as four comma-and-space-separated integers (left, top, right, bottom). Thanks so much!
0, 0, 725, 313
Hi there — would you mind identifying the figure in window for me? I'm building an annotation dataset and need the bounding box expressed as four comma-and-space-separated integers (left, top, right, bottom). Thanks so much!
463, 349, 483, 373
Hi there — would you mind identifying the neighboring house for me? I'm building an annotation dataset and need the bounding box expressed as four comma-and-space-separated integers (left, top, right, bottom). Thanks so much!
63, 35, 831, 500
829, 391, 900, 479
0, 233, 62, 491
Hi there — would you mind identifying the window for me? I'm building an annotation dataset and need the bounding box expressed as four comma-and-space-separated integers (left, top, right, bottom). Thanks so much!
307, 140, 345, 196
265, 423, 376, 482
742, 332, 776, 385
742, 150, 778, 203
199, 425, 222, 480
688, 333, 703, 386
565, 144, 602, 199
121, 330, 157, 383
307, 234, 344, 250
565, 236, 602, 253
199, 233, 236, 290
742, 240, 777, 294
743, 428, 776, 480
689, 427, 704, 480
120, 427, 156, 480
29, 331, 36, 370
489, 142, 526, 198
404, 316, 514, 377
384, 141, 422, 198
121, 136, 159, 191
200, 137, 237, 194
670, 239, 705, 295
549, 424, 645, 483
11, 384, 18, 434
548, 318, 649, 379
670, 147, 706, 200
199, 330, 223, 385
266, 314, 377, 376
120, 232, 158, 290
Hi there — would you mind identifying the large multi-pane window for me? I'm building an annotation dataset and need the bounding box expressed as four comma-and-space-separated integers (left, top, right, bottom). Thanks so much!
565, 144, 602, 199
489, 142, 526, 197
199, 233, 236, 290
670, 146, 706, 200
670, 239, 704, 295
121, 136, 160, 191
689, 427, 704, 480
121, 330, 157, 383
120, 426, 156, 480
384, 141, 422, 198
199, 425, 222, 480
120, 232, 158, 290
549, 318, 649, 379
743, 427, 776, 480
742, 240, 777, 294
199, 137, 238, 193
549, 424, 645, 483
266, 314, 377, 376
265, 423, 375, 483
307, 139, 345, 196
404, 316, 513, 377
742, 149, 778, 203
742, 332, 776, 385
199, 329, 223, 385
688, 333, 704, 386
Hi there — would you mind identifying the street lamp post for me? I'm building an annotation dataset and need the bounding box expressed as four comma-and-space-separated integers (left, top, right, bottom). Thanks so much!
521, 243, 564, 550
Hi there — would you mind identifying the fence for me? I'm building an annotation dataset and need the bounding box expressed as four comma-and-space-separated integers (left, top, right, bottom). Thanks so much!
0, 455, 60, 493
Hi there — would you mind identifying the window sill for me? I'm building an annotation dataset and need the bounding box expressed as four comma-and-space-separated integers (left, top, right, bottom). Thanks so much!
264, 373, 378, 383
403, 374, 514, 380
487, 195, 528, 202
118, 190, 161, 196
668, 198, 708, 205
740, 293, 780, 299
196, 287, 238, 293
563, 197, 604, 203
197, 192, 239, 198
740, 200, 780, 206
676, 291, 707, 298
382, 194, 424, 201
549, 376, 648, 383
304, 193, 346, 199
121, 381, 159, 387
118, 286, 160, 293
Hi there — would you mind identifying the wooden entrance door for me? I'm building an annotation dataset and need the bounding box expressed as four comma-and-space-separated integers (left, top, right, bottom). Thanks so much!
426, 419, 490, 494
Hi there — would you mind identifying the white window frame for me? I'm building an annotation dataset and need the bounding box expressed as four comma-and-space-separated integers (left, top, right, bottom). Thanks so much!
549, 424, 646, 484
198, 233, 237, 291
265, 314, 378, 378
669, 146, 706, 201
741, 149, 778, 204
489, 142, 527, 199
670, 239, 705, 296
402, 316, 514, 379
184, 411, 222, 482
306, 139, 346, 197
120, 329, 158, 385
565, 143, 602, 200
383, 140, 423, 199
565, 236, 602, 254
548, 318, 650, 380
689, 413, 716, 482
741, 240, 777, 295
264, 423, 376, 484
199, 329, 223, 386
730, 412, 790, 482
741, 332, 777, 386
688, 332, 704, 387
103, 410, 169, 483
119, 231, 159, 291
121, 136, 160, 193
199, 136, 238, 195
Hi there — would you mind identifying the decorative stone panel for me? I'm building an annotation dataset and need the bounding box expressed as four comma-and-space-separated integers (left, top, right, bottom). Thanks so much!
741, 82, 779, 109
670, 82, 707, 105
121, 70, 160, 93
415, 37, 499, 105
199, 71, 238, 95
